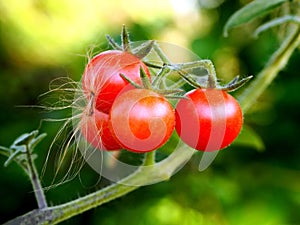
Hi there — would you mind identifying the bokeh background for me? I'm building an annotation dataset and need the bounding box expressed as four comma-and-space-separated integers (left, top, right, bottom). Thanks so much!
1, 0, 300, 224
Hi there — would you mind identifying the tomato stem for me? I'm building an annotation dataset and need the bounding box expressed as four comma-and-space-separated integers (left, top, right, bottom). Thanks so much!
152, 65, 171, 88
153, 42, 171, 64
25, 143, 48, 209
7, 143, 195, 224
120, 66, 183, 97
143, 151, 156, 166
170, 60, 218, 89
133, 40, 155, 59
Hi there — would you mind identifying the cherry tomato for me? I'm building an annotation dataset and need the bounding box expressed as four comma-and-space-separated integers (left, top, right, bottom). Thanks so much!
175, 88, 243, 151
80, 106, 121, 151
109, 89, 175, 153
82, 50, 151, 114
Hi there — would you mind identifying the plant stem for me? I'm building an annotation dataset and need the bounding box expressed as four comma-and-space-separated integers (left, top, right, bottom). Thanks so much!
4, 144, 194, 225
238, 25, 300, 111
142, 151, 156, 166
25, 144, 48, 209
153, 42, 171, 64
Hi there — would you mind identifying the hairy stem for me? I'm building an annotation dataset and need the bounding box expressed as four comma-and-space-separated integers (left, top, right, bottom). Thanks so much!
25, 144, 48, 209
153, 42, 171, 64
4, 144, 194, 225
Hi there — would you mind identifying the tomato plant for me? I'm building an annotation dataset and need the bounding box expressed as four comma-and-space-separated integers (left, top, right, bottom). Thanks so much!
82, 50, 151, 114
4, 0, 300, 219
109, 89, 175, 153
175, 88, 243, 151
80, 106, 121, 151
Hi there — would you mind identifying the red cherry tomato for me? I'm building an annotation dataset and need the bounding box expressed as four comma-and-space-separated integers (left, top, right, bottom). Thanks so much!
82, 50, 151, 114
175, 88, 243, 151
109, 89, 175, 153
80, 107, 121, 151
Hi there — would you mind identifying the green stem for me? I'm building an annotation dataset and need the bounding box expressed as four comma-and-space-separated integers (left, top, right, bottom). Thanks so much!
169, 60, 218, 88
152, 66, 171, 88
25, 144, 48, 209
4, 144, 194, 225
153, 42, 171, 64
238, 25, 300, 111
143, 151, 156, 166
172, 60, 217, 79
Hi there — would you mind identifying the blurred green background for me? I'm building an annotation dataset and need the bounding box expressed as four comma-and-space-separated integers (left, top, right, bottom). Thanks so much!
1, 0, 300, 224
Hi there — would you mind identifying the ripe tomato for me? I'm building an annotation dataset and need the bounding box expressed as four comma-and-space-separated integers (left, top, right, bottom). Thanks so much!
80, 106, 121, 151
175, 88, 243, 151
82, 50, 151, 114
109, 89, 175, 153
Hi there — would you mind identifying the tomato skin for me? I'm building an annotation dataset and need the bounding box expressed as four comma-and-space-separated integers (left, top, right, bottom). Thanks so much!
80, 107, 121, 151
175, 89, 243, 151
82, 50, 151, 114
109, 89, 175, 153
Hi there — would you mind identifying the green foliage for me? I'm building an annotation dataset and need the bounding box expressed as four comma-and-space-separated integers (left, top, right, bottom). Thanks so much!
0, 130, 46, 169
234, 125, 265, 151
224, 0, 288, 36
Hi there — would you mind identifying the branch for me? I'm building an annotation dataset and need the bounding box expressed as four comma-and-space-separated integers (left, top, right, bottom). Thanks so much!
25, 143, 48, 209
4, 144, 194, 225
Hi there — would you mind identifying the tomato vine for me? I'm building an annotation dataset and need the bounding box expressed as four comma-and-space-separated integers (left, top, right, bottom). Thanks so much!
2, 0, 300, 224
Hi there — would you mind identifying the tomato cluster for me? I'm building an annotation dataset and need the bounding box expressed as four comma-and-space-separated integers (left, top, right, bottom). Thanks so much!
80, 50, 175, 153
79, 29, 247, 154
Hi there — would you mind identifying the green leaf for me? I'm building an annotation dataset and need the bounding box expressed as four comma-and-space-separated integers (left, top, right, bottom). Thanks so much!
4, 152, 30, 172
0, 146, 11, 157
221, 75, 253, 92
234, 125, 265, 151
4, 145, 26, 167
4, 150, 21, 167
224, 0, 287, 36
11, 130, 39, 147
2, 130, 46, 168
29, 133, 47, 152
105, 34, 122, 50
121, 24, 131, 52
254, 15, 300, 38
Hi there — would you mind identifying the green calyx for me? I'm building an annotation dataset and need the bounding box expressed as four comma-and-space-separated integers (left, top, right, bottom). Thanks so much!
107, 25, 252, 95
106, 25, 154, 59
148, 61, 252, 93
120, 66, 184, 98
174, 60, 252, 92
